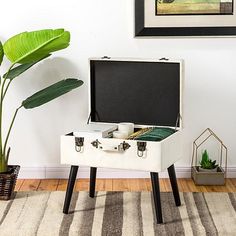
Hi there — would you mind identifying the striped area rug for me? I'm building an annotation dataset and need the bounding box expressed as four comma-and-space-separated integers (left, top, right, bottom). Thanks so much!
0, 191, 236, 235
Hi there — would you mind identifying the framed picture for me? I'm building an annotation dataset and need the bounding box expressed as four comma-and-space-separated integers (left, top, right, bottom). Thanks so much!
135, 0, 236, 36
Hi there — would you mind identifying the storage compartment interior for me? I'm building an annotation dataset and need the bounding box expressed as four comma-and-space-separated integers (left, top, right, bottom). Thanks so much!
129, 127, 176, 141
72, 125, 177, 142
107, 126, 177, 141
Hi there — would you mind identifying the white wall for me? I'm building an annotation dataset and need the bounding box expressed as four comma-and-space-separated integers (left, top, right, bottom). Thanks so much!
0, 0, 235, 178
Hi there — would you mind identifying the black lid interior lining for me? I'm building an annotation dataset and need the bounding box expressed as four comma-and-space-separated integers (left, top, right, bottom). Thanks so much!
90, 60, 180, 127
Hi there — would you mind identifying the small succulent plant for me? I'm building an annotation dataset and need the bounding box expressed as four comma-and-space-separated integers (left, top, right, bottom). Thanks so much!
199, 150, 218, 169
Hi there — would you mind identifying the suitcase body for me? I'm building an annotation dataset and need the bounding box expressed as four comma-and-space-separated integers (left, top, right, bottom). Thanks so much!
61, 57, 184, 172
61, 128, 182, 172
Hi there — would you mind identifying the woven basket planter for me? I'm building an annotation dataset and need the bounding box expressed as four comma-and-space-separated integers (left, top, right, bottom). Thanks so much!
0, 165, 20, 200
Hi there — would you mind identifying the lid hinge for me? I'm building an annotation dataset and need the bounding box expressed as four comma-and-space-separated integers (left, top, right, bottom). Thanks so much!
159, 57, 169, 61
101, 56, 111, 59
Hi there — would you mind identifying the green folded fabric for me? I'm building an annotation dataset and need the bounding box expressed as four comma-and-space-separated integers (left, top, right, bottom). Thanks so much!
134, 127, 175, 141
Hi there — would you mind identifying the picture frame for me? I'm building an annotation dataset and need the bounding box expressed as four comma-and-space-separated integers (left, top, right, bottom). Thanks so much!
135, 0, 236, 37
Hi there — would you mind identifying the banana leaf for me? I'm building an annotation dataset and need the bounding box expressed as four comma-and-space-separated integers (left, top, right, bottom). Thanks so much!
0, 41, 3, 66
3, 55, 51, 80
3, 29, 70, 64
22, 79, 83, 109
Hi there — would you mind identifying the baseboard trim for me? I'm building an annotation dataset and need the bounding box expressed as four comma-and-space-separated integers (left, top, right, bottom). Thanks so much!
17, 166, 236, 179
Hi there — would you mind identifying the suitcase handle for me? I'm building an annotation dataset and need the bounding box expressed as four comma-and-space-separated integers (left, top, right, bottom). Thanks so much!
98, 144, 120, 152
91, 140, 130, 152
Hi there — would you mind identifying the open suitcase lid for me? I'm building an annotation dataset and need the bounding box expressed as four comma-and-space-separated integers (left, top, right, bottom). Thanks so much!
89, 57, 183, 129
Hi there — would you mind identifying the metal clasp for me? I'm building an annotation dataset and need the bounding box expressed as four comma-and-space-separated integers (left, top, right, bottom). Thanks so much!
120, 141, 131, 151
91, 139, 101, 148
137, 142, 147, 158
75, 137, 84, 152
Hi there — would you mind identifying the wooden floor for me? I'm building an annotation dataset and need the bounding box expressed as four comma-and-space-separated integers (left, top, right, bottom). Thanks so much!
15, 178, 236, 192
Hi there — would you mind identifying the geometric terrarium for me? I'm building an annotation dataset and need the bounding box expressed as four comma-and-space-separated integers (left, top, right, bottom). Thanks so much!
191, 128, 228, 185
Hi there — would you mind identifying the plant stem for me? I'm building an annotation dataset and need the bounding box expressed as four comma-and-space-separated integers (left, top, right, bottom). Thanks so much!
2, 80, 12, 99
0, 158, 7, 172
3, 106, 22, 158
0, 64, 15, 165
6, 147, 11, 164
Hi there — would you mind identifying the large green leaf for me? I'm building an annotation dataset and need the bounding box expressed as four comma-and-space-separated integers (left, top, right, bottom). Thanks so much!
3, 29, 70, 64
0, 41, 3, 66
3, 55, 51, 80
22, 79, 83, 109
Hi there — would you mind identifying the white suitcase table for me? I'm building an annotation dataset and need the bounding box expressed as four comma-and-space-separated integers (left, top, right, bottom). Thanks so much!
61, 57, 183, 224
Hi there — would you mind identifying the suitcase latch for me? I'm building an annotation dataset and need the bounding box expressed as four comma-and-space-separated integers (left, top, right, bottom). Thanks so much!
91, 139, 101, 148
75, 137, 84, 152
137, 142, 147, 157
121, 141, 131, 151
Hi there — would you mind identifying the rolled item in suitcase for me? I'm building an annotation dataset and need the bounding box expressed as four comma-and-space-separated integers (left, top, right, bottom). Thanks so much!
133, 127, 176, 142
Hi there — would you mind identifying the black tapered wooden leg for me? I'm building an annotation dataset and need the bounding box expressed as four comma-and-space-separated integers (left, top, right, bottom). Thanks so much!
89, 167, 97, 198
63, 165, 79, 214
167, 164, 181, 207
150, 172, 163, 224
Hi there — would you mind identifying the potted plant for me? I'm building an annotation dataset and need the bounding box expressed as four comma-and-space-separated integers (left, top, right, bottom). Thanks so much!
199, 150, 218, 172
0, 29, 83, 200
192, 149, 225, 185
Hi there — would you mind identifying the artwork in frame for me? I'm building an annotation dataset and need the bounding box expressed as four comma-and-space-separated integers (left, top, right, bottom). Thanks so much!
156, 0, 233, 16
135, 0, 236, 36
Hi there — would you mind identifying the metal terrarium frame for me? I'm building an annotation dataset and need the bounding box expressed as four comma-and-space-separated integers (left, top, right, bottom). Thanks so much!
191, 128, 228, 177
